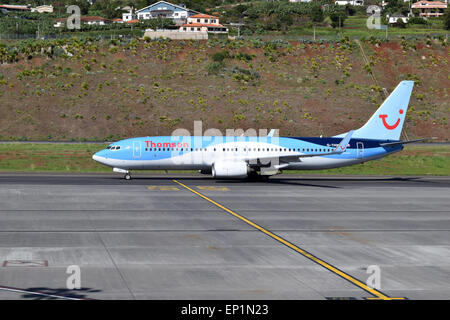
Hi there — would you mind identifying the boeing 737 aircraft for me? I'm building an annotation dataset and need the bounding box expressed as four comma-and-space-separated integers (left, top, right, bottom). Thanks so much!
93, 81, 421, 180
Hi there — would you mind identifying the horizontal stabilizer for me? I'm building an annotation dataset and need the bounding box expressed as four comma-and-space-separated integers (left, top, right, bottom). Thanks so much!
334, 130, 354, 153
380, 138, 428, 147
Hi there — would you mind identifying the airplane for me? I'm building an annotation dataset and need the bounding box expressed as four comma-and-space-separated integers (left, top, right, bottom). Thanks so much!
93, 81, 422, 180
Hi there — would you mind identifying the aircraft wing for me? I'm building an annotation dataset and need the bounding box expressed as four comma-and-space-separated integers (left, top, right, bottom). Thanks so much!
246, 130, 354, 166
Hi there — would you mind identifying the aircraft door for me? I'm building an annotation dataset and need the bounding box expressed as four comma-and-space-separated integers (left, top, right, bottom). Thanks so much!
356, 142, 364, 159
133, 141, 142, 159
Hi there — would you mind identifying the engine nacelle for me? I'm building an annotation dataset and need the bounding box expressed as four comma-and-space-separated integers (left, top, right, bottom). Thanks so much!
212, 160, 249, 179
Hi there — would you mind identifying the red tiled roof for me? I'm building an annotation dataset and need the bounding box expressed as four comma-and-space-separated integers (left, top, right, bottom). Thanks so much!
127, 19, 140, 23
54, 16, 110, 23
189, 13, 219, 19
181, 23, 225, 28
412, 1, 447, 8
0, 4, 31, 10
80, 16, 110, 22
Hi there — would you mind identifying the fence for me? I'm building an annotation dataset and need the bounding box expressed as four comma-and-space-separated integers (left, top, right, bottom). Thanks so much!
144, 29, 209, 40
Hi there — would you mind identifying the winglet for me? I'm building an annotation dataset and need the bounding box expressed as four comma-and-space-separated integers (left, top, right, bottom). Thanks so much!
335, 130, 354, 153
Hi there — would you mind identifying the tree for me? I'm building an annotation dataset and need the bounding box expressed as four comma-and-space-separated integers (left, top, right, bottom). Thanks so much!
394, 18, 406, 28
71, 0, 90, 15
329, 8, 347, 28
92, 0, 122, 19
310, 5, 324, 23
444, 8, 450, 30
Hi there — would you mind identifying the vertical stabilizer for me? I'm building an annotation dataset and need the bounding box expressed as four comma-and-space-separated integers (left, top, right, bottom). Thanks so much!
335, 81, 414, 140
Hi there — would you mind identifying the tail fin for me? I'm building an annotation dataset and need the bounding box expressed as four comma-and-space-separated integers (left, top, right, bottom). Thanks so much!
336, 81, 414, 140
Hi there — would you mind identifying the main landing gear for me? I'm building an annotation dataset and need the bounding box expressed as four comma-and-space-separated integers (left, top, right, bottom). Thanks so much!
124, 173, 131, 180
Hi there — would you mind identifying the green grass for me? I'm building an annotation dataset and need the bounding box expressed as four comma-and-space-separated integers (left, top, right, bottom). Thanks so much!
0, 143, 448, 176
279, 15, 448, 40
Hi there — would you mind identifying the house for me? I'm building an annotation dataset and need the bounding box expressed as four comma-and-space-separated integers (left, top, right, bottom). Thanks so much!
179, 14, 228, 34
387, 14, 409, 24
112, 18, 123, 24
122, 7, 136, 22
130, 1, 199, 25
54, 16, 111, 28
31, 5, 54, 13
411, 1, 448, 18
335, 0, 364, 5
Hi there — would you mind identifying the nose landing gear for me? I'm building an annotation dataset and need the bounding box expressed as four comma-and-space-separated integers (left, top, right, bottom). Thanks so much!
113, 168, 131, 180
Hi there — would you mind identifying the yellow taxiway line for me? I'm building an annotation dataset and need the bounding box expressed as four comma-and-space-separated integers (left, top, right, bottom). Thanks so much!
173, 179, 405, 300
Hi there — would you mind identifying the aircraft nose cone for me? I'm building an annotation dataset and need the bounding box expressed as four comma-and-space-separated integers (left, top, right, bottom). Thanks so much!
92, 150, 107, 164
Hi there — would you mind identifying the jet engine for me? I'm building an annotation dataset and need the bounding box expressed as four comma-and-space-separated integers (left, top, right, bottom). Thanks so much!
212, 160, 249, 179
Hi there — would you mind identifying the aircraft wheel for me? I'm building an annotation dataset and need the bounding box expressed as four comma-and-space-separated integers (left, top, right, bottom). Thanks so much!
124, 173, 131, 180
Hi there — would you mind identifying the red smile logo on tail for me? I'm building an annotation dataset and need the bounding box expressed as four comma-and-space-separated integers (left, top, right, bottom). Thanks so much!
379, 109, 403, 130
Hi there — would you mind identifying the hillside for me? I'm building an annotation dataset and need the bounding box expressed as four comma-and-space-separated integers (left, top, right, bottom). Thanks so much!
0, 37, 448, 141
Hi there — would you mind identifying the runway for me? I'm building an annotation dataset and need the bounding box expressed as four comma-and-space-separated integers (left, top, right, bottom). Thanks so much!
0, 173, 449, 300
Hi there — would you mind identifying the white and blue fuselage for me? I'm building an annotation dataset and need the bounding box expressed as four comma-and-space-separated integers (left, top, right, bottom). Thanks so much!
92, 136, 402, 177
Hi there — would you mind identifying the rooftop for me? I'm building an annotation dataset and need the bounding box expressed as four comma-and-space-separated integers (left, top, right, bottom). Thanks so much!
411, 1, 448, 8
189, 13, 219, 19
181, 23, 226, 28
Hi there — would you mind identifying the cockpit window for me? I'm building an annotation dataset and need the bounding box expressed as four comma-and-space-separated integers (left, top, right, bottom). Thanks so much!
107, 146, 121, 151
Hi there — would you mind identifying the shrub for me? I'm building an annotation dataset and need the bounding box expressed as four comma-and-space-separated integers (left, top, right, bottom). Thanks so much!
211, 50, 230, 62
407, 17, 428, 25
206, 61, 225, 74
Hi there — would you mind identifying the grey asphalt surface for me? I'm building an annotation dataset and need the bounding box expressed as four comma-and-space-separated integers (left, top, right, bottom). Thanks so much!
0, 173, 449, 300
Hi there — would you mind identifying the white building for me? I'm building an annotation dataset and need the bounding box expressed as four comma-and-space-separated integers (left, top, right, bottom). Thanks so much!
335, 0, 364, 5
179, 14, 228, 34
31, 5, 54, 13
54, 16, 111, 28
411, 1, 448, 18
124, 1, 199, 26
387, 14, 409, 24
